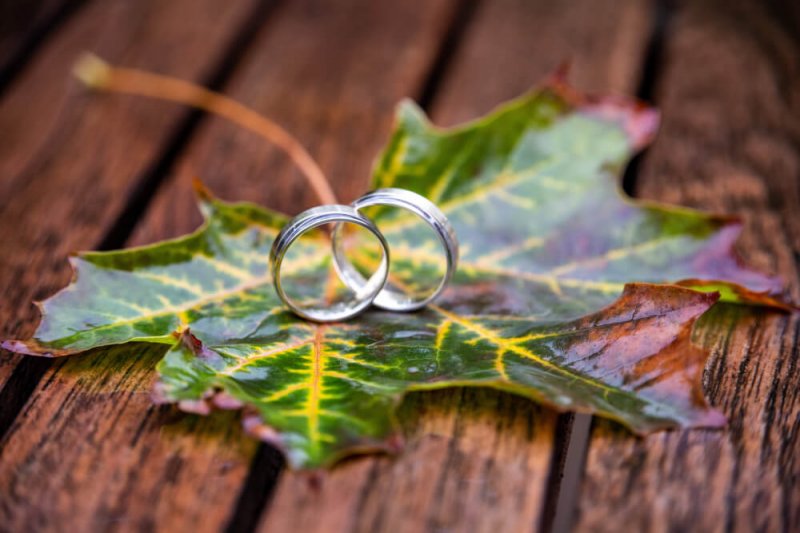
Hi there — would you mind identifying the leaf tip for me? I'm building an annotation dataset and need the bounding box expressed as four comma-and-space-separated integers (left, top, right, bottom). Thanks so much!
192, 178, 214, 202
1, 339, 55, 357
243, 411, 289, 453
543, 70, 660, 150
0, 339, 20, 352
549, 60, 572, 85
623, 103, 660, 150
620, 283, 720, 319
178, 399, 212, 416
191, 179, 219, 219
175, 328, 220, 362
211, 391, 245, 410
581, 98, 660, 150
151, 380, 171, 404
396, 98, 429, 131
73, 52, 112, 89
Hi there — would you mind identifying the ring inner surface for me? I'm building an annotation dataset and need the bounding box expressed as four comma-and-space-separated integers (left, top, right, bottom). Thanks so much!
332, 200, 450, 310
278, 216, 387, 321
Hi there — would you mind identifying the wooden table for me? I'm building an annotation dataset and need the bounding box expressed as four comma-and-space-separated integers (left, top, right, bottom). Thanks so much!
0, 0, 797, 531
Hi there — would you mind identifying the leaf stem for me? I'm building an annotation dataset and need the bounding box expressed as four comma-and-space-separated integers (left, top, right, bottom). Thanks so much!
73, 53, 338, 206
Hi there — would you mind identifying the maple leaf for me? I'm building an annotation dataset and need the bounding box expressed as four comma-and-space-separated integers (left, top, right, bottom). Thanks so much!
4, 79, 791, 468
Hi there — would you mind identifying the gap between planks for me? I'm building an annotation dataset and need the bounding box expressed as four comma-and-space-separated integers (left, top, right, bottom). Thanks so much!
550, 2, 673, 531
574, 0, 800, 530
0, 0, 664, 528
227, 1, 483, 530
0, 0, 279, 439
256, 0, 653, 531
0, 0, 89, 98
4, 2, 476, 528
0, 1, 283, 531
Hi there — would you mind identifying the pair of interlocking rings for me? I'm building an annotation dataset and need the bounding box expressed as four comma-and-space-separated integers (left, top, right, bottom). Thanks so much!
269, 188, 459, 322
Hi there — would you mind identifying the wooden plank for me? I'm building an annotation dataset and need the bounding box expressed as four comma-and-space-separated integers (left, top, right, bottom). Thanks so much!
254, 1, 654, 532
0, 0, 462, 530
0, 0, 266, 530
0, 0, 261, 390
130, 0, 460, 228
575, 0, 800, 531
430, 0, 652, 126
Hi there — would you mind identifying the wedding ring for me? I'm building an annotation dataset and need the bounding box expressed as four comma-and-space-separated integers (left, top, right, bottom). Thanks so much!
270, 205, 390, 322
332, 188, 459, 312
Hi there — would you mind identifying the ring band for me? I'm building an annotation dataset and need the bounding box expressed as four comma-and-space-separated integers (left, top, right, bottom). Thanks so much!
331, 188, 459, 312
270, 205, 390, 322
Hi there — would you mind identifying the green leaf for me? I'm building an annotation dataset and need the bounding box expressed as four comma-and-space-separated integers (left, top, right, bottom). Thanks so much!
5, 80, 792, 468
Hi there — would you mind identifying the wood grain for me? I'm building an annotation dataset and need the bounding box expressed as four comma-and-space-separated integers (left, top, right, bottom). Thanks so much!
255, 1, 653, 532
576, 0, 800, 531
4, 0, 795, 530
0, 0, 461, 531
130, 0, 460, 234
264, 390, 558, 533
0, 0, 260, 389
430, 0, 652, 127
0, 344, 266, 532
0, 0, 265, 530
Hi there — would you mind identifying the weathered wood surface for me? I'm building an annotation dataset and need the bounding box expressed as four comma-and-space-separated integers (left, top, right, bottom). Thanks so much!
258, 1, 653, 532
137, 1, 561, 531
0, 0, 797, 531
575, 0, 800, 531
0, 0, 265, 529
1, 0, 465, 530
0, 0, 262, 390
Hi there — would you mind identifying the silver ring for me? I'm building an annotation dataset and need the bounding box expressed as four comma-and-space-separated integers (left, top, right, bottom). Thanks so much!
332, 188, 459, 311
270, 205, 390, 322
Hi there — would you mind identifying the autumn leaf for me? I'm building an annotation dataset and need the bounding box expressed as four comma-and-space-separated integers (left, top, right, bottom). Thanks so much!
4, 78, 791, 468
